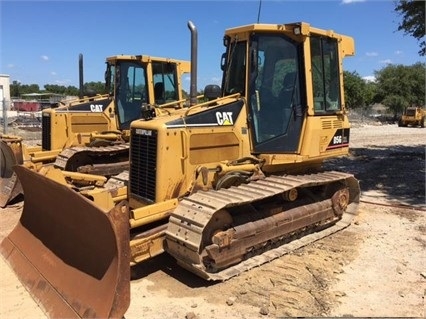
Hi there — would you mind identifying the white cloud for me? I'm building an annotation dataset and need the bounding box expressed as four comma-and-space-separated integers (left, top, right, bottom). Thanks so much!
50, 71, 57, 76
7, 64, 14, 68
366, 52, 378, 57
55, 79, 72, 86
394, 50, 403, 55
210, 76, 221, 84
341, 0, 366, 4
41, 55, 49, 61
363, 75, 376, 83
379, 59, 392, 64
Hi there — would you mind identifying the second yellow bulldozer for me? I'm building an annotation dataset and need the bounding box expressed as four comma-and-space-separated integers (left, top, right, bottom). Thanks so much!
0, 53, 191, 207
1, 21, 360, 318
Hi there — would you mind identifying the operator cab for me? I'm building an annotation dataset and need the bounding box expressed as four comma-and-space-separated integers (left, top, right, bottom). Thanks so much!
105, 57, 185, 129
222, 23, 344, 154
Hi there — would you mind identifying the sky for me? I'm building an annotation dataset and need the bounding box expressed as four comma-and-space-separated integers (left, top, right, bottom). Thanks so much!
0, 0, 424, 92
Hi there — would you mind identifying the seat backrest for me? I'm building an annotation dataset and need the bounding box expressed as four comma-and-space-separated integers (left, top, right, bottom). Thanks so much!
154, 82, 164, 101
282, 72, 297, 91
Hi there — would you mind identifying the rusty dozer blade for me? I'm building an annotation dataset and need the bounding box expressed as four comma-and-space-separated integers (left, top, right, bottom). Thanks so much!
0, 165, 131, 318
0, 135, 24, 207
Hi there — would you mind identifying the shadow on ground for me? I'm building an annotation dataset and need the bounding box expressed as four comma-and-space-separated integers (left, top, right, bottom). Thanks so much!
324, 145, 425, 207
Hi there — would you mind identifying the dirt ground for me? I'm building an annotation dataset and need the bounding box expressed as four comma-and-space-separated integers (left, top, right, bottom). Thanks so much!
1, 122, 425, 319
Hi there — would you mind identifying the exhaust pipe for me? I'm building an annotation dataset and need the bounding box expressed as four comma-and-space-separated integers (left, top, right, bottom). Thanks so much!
79, 53, 84, 99
187, 21, 198, 106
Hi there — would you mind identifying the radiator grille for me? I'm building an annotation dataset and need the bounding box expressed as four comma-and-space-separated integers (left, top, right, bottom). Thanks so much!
129, 129, 158, 203
41, 115, 51, 150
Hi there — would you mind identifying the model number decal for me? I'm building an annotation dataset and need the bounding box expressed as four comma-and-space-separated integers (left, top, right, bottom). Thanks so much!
333, 135, 342, 144
327, 129, 350, 150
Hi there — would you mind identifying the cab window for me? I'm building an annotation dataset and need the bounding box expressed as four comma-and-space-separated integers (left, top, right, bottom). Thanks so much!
310, 36, 341, 113
152, 62, 179, 105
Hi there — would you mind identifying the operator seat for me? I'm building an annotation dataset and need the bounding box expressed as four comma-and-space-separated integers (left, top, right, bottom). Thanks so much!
257, 72, 298, 140
278, 72, 297, 101
154, 82, 164, 104
278, 72, 297, 123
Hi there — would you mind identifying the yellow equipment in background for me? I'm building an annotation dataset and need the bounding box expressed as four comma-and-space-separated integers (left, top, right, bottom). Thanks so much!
398, 106, 425, 127
0, 54, 190, 206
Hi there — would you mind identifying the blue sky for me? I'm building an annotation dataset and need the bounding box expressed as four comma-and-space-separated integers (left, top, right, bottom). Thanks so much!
1, 0, 424, 92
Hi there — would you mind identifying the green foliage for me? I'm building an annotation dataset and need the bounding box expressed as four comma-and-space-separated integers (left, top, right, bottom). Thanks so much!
84, 81, 108, 95
343, 71, 376, 109
374, 62, 425, 115
364, 81, 377, 106
44, 84, 79, 96
10, 81, 40, 97
10, 81, 108, 98
394, 0, 426, 56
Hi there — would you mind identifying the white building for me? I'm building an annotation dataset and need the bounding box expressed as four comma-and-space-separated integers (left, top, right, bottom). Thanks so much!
0, 74, 11, 111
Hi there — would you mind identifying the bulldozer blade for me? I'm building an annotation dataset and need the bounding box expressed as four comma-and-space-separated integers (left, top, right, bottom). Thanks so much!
0, 165, 131, 318
0, 136, 24, 207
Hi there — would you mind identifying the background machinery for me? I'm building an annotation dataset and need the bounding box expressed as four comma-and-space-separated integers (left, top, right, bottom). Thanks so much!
0, 54, 190, 207
1, 21, 360, 318
398, 106, 425, 127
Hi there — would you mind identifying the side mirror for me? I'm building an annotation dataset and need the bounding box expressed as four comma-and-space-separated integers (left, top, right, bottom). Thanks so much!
204, 85, 221, 101
85, 89, 97, 98
140, 103, 156, 120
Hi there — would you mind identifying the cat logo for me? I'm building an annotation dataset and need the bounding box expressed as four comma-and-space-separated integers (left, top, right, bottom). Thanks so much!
216, 111, 234, 125
90, 104, 103, 112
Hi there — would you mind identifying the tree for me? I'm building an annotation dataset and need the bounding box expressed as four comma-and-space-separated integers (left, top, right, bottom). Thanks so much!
43, 82, 108, 96
44, 84, 67, 95
364, 81, 377, 107
394, 0, 426, 56
343, 71, 369, 109
84, 81, 108, 95
374, 62, 425, 115
10, 82, 40, 97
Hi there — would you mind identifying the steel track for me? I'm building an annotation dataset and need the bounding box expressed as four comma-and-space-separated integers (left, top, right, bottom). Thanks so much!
166, 171, 360, 281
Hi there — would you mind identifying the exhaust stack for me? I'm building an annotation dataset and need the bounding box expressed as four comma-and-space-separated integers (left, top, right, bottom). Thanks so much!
79, 53, 84, 99
188, 21, 198, 106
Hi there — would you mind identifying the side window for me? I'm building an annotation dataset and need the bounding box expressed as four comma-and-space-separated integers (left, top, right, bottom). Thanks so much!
105, 63, 115, 96
153, 62, 178, 104
223, 42, 246, 95
311, 36, 341, 113
249, 35, 301, 144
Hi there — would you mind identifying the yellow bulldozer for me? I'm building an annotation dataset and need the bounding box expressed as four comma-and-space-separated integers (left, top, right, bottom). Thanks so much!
398, 106, 425, 127
0, 54, 191, 207
1, 21, 360, 318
